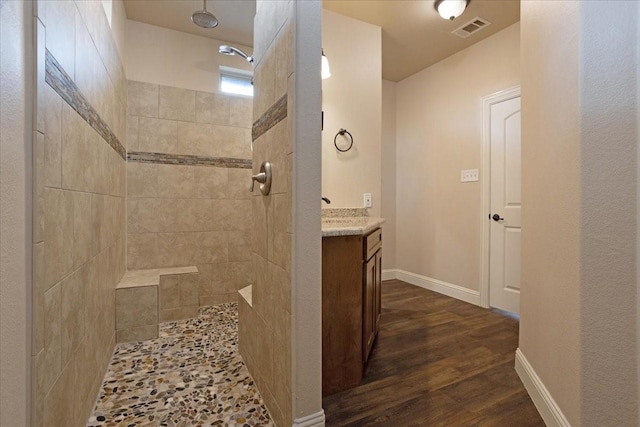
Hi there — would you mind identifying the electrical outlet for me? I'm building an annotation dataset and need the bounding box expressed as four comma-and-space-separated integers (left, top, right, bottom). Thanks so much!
461, 169, 479, 183
364, 193, 372, 208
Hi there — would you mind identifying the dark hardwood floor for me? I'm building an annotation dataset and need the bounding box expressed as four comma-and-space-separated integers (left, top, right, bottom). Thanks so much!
322, 279, 545, 427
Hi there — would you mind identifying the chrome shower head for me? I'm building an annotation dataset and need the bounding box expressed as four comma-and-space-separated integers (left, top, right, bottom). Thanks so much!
191, 0, 218, 29
218, 45, 254, 64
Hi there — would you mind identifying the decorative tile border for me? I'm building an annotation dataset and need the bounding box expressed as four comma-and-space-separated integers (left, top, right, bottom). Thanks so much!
45, 49, 126, 159
127, 151, 252, 169
252, 94, 287, 141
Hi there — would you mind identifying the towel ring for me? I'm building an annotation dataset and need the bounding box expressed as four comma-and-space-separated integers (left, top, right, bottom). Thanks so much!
334, 128, 354, 152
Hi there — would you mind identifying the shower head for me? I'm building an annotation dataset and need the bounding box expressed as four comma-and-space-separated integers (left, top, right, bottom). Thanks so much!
191, 0, 218, 29
219, 45, 254, 64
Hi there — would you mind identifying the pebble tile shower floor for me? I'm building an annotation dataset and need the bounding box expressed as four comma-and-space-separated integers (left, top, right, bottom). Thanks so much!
87, 303, 273, 426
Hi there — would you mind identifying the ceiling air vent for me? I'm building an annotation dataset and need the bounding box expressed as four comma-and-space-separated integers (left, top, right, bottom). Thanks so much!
451, 17, 491, 39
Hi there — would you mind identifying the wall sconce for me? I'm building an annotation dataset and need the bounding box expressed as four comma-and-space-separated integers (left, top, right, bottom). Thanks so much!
434, 0, 469, 20
322, 49, 331, 80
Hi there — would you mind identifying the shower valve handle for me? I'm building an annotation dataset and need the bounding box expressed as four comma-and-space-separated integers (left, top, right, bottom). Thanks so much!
250, 161, 272, 196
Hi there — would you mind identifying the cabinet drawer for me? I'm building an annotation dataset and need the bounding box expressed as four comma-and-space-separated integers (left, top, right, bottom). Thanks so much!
364, 228, 382, 260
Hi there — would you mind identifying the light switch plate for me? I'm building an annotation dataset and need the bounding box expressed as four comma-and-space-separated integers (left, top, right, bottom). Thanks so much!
364, 193, 372, 208
461, 169, 479, 183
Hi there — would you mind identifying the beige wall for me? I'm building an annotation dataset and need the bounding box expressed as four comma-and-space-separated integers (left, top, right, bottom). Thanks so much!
0, 1, 32, 425
519, 3, 581, 423
395, 23, 520, 291
520, 2, 639, 425
321, 10, 382, 216
239, 1, 295, 425
126, 80, 254, 308
31, 1, 127, 425
381, 80, 397, 270
126, 20, 253, 94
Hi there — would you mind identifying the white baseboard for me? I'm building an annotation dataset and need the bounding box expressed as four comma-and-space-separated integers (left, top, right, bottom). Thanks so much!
381, 269, 397, 281
394, 269, 481, 306
515, 348, 571, 427
293, 410, 325, 427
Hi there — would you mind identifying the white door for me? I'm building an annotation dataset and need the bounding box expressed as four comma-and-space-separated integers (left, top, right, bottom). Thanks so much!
489, 96, 521, 314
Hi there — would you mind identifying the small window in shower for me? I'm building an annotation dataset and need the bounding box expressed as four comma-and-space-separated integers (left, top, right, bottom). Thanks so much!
219, 66, 253, 97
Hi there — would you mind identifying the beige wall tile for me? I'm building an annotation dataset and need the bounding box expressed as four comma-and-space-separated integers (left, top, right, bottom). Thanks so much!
191, 231, 228, 265
269, 261, 291, 315
126, 115, 139, 151
268, 194, 292, 272
229, 97, 253, 128
157, 164, 195, 199
83, 255, 100, 325
44, 0, 76, 79
275, 21, 293, 100
159, 275, 180, 309
74, 335, 100, 423
35, 283, 62, 401
159, 306, 199, 322
157, 233, 193, 267
252, 254, 273, 325
73, 191, 93, 268
74, 9, 99, 108
138, 117, 178, 154
175, 198, 213, 232
194, 166, 228, 199
116, 325, 159, 343
228, 168, 253, 200
34, 132, 45, 243
35, 20, 45, 133
252, 196, 269, 259
196, 91, 230, 125
91, 194, 107, 253
159, 85, 196, 121
134, 198, 177, 233
116, 286, 158, 329
127, 162, 158, 198
32, 243, 45, 354
44, 85, 63, 188
44, 188, 74, 289
180, 273, 200, 306
43, 355, 76, 427
61, 104, 96, 192
223, 199, 253, 231
127, 233, 159, 270
127, 81, 158, 117
211, 125, 253, 159
228, 230, 252, 262
177, 121, 216, 157
61, 268, 86, 366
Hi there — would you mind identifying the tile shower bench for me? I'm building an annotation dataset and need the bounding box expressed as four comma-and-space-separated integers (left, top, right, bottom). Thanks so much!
115, 266, 199, 343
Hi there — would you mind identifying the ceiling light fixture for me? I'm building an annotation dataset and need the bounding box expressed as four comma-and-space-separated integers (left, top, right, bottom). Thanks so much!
434, 0, 469, 21
322, 49, 331, 80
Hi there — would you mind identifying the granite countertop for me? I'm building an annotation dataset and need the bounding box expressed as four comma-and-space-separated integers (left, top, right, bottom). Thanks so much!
321, 208, 385, 237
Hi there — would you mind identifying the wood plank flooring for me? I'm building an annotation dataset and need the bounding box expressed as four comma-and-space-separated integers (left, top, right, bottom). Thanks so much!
322, 279, 545, 427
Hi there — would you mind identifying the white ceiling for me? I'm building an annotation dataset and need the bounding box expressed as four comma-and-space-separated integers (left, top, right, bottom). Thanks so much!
123, 0, 255, 46
123, 0, 520, 82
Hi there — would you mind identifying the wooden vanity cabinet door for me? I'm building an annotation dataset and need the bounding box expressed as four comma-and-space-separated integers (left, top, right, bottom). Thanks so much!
363, 254, 376, 362
374, 249, 382, 336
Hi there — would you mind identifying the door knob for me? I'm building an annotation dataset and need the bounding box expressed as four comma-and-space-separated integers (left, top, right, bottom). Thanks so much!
491, 213, 504, 222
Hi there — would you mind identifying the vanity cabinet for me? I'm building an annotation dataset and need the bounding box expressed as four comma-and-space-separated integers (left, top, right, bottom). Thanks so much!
363, 228, 382, 363
322, 227, 382, 397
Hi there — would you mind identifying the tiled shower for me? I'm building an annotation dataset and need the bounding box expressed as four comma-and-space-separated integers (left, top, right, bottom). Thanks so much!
31, 1, 258, 425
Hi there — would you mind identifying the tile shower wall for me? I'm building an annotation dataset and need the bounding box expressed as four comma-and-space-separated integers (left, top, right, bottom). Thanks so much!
239, 1, 295, 426
126, 81, 255, 306
32, 1, 127, 426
